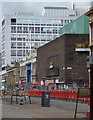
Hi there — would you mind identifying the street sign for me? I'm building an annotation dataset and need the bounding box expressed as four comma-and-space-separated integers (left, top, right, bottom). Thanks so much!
78, 87, 90, 97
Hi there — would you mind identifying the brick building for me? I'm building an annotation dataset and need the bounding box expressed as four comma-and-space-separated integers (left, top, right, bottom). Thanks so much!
37, 34, 89, 89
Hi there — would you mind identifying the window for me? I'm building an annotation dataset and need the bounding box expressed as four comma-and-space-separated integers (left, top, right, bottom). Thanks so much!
23, 19, 28, 25
17, 42, 22, 48
41, 27, 46, 33
35, 27, 40, 33
16, 58, 22, 62
29, 27, 34, 33
41, 19, 46, 25
23, 27, 28, 33
17, 50, 22, 56
11, 34, 16, 38
65, 20, 69, 25
35, 19, 40, 25
17, 27, 22, 33
23, 50, 25, 56
11, 26, 16, 33
11, 18, 16, 25
17, 19, 22, 25
11, 58, 16, 64
11, 50, 16, 56
11, 42, 16, 48
47, 27, 52, 33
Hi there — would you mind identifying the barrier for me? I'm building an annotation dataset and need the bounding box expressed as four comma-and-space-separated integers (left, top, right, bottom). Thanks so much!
28, 90, 89, 102
6, 90, 89, 102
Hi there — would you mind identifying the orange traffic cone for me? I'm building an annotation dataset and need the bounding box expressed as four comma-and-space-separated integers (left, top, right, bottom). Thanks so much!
87, 100, 90, 118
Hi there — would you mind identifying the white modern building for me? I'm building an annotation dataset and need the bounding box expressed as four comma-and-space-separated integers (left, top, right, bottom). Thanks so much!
1, 5, 90, 89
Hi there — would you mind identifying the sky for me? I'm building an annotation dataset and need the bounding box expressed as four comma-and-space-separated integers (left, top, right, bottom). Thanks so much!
0, 0, 92, 52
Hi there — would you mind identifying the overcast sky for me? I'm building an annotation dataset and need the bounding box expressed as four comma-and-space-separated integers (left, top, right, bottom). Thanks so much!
0, 0, 92, 52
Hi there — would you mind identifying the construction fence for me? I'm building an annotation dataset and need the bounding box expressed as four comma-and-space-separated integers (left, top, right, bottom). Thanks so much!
28, 90, 90, 102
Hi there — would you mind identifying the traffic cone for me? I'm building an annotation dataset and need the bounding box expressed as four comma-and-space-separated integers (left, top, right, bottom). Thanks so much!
20, 100, 23, 105
87, 100, 90, 118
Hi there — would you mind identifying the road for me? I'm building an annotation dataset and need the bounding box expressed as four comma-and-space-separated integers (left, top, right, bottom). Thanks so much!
2, 96, 88, 117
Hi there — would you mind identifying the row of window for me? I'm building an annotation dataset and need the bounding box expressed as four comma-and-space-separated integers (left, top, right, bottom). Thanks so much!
11, 58, 23, 64
11, 50, 31, 56
11, 42, 48, 49
11, 34, 58, 40
11, 18, 72, 25
11, 26, 60, 33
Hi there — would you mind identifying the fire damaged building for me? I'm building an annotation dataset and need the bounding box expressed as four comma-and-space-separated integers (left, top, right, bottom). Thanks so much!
36, 34, 89, 90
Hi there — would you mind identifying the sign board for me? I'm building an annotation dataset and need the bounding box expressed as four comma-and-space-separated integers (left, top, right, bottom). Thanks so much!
78, 87, 90, 97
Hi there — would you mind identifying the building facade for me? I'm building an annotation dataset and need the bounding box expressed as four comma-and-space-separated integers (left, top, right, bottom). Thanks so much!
1, 7, 78, 89
37, 34, 89, 90
6, 62, 20, 90
1, 5, 90, 89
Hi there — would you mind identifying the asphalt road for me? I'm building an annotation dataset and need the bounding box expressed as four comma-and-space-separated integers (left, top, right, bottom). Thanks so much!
2, 96, 88, 117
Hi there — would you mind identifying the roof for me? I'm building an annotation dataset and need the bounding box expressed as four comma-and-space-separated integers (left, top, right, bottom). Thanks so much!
85, 7, 93, 16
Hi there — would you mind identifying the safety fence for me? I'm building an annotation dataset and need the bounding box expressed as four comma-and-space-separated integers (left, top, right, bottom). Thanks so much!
28, 90, 90, 102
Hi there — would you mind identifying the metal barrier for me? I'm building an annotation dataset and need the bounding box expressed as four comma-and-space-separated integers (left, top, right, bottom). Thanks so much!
11, 95, 31, 105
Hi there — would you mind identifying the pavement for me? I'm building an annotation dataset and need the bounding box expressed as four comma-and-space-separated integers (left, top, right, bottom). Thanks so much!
1, 100, 88, 119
